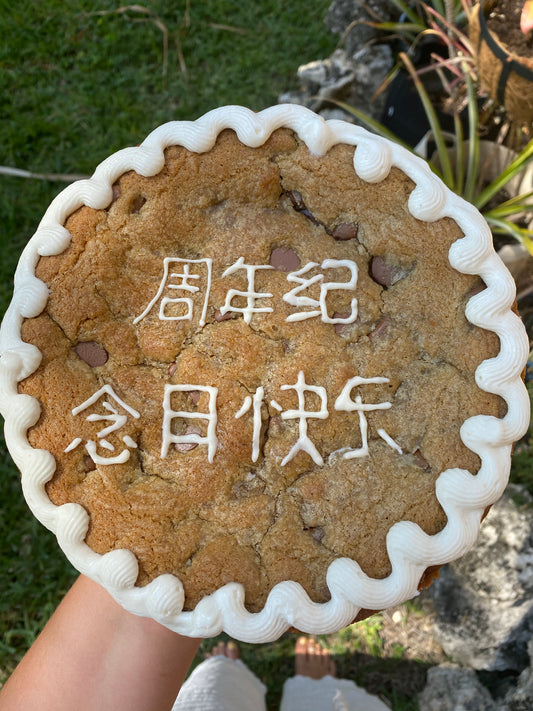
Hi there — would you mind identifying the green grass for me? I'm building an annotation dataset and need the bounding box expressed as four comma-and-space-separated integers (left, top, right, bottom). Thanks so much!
0, 432, 77, 684
0, 0, 338, 697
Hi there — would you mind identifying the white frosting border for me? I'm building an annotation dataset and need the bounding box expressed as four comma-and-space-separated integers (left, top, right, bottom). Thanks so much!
0, 104, 529, 642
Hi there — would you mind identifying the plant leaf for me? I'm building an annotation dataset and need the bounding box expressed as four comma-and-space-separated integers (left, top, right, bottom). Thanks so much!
484, 204, 533, 220
320, 98, 413, 149
474, 140, 533, 210
454, 112, 465, 193
486, 216, 533, 254
463, 66, 480, 203
399, 51, 455, 188
483, 190, 533, 220
388, 0, 424, 26
368, 21, 426, 34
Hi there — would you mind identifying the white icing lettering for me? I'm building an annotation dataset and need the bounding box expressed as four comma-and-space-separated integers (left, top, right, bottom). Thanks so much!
131, 256, 361, 329
377, 428, 403, 454
235, 386, 265, 462
284, 260, 358, 323
334, 377, 397, 459
64, 437, 82, 453
122, 435, 138, 448
85, 439, 131, 465
219, 257, 274, 324
280, 371, 328, 466
65, 378, 401, 468
234, 396, 252, 419
133, 257, 212, 326
86, 400, 128, 440
161, 384, 218, 463
66, 385, 140, 465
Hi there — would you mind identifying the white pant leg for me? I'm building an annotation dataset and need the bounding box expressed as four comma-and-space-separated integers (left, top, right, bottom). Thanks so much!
172, 655, 267, 711
280, 675, 391, 711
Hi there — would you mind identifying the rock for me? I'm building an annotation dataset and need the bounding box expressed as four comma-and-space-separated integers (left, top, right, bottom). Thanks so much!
325, 0, 396, 56
298, 50, 356, 100
418, 665, 497, 710
497, 638, 533, 711
279, 46, 393, 122
279, 1, 396, 123
279, 50, 355, 114
349, 44, 393, 119
430, 486, 533, 673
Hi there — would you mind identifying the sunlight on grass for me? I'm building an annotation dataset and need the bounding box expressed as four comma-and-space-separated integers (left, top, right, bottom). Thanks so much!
0, 1, 336, 702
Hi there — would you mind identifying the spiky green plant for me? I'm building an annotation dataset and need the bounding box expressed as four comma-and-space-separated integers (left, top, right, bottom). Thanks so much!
329, 0, 533, 254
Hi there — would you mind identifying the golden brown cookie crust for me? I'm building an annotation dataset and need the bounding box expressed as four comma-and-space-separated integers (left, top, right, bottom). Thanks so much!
20, 129, 503, 612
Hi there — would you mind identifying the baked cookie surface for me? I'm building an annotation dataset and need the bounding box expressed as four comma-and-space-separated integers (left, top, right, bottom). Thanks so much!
1, 106, 528, 640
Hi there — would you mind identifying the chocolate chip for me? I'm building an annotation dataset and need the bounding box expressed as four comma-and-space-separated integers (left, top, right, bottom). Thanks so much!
129, 195, 146, 214
168, 362, 178, 377
369, 317, 391, 340
301, 208, 321, 226
83, 455, 96, 472
333, 312, 351, 335
287, 189, 305, 211
370, 256, 411, 288
175, 442, 197, 453
74, 341, 108, 367
269, 247, 301, 272
175, 425, 202, 452
332, 222, 358, 241
285, 190, 322, 227
187, 390, 201, 405
412, 449, 431, 472
214, 309, 233, 322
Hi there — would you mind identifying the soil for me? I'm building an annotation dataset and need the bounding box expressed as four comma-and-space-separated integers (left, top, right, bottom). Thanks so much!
488, 0, 533, 57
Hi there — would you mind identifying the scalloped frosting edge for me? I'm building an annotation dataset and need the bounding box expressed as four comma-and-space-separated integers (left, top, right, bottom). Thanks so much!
0, 104, 529, 643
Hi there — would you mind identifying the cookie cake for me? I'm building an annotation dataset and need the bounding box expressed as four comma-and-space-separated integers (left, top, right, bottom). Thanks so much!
0, 105, 529, 642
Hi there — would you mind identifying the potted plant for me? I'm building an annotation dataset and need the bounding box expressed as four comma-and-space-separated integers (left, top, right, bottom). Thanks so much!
326, 1, 533, 254
469, 0, 533, 123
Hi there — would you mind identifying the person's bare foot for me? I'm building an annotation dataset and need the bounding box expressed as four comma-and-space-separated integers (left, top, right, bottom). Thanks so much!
295, 636, 336, 679
210, 640, 239, 660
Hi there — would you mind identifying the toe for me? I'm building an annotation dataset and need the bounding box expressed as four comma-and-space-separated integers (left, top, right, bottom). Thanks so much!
212, 641, 225, 656
226, 641, 239, 660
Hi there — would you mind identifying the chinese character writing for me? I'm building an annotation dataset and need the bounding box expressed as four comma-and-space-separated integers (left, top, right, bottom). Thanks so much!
334, 376, 402, 458
161, 384, 218, 462
64, 384, 140, 465
133, 257, 212, 326
279, 371, 328, 466
219, 257, 274, 324
234, 386, 266, 462
283, 259, 358, 324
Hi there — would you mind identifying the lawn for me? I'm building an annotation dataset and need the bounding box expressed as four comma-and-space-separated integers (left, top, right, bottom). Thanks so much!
0, 2, 531, 710
0, 0, 336, 697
